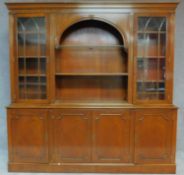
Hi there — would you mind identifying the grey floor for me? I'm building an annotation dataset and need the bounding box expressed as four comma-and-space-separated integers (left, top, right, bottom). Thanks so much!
0, 151, 183, 175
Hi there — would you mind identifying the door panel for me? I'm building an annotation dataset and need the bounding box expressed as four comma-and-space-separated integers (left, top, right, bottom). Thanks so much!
8, 109, 48, 163
49, 109, 91, 163
93, 110, 132, 163
135, 109, 176, 164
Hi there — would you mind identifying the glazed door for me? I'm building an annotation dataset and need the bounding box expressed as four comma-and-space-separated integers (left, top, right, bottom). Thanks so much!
49, 109, 91, 163
8, 109, 48, 163
14, 15, 49, 102
93, 109, 132, 163
135, 109, 176, 164
134, 15, 173, 103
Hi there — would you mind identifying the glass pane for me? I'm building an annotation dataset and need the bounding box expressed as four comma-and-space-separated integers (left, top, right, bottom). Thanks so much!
136, 57, 166, 100
18, 33, 24, 57
18, 58, 24, 74
137, 58, 165, 81
18, 17, 46, 33
40, 34, 46, 56
20, 18, 37, 32
17, 17, 47, 100
138, 17, 166, 32
136, 16, 167, 101
40, 58, 46, 74
17, 19, 25, 32
40, 76, 46, 84
160, 33, 166, 56
18, 76, 47, 99
26, 58, 38, 74
18, 17, 46, 57
25, 33, 38, 56
36, 17, 46, 33
40, 86, 47, 99
26, 77, 38, 99
137, 82, 165, 100
19, 76, 26, 99
40, 77, 47, 99
137, 34, 158, 57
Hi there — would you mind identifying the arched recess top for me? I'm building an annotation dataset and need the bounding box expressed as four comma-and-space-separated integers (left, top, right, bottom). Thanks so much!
56, 17, 128, 51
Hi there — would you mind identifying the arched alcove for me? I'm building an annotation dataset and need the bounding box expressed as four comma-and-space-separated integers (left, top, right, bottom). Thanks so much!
55, 19, 128, 103
56, 19, 127, 73
58, 19, 126, 47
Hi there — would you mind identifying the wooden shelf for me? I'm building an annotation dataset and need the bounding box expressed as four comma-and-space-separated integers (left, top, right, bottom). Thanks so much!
18, 31, 45, 34
138, 92, 165, 95
55, 73, 129, 76
139, 88, 165, 92
55, 44, 126, 50
54, 99, 128, 105
138, 31, 166, 34
19, 74, 46, 77
18, 56, 46, 59
20, 92, 46, 95
137, 80, 165, 83
137, 56, 165, 59
19, 82, 46, 86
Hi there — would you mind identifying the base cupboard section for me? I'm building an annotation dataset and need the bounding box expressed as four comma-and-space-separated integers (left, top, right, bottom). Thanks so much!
134, 109, 177, 164
7, 109, 48, 163
49, 109, 91, 163
7, 107, 177, 173
49, 109, 132, 163
93, 109, 132, 163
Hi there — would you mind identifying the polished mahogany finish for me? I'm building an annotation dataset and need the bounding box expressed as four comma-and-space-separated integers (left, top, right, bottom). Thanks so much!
6, 0, 179, 173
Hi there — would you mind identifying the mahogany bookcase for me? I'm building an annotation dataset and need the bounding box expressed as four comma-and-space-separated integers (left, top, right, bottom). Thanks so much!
6, 0, 179, 173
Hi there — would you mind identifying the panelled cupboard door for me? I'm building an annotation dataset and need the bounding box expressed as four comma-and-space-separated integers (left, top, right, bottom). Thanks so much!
49, 110, 91, 163
93, 110, 132, 163
135, 109, 176, 164
8, 109, 48, 163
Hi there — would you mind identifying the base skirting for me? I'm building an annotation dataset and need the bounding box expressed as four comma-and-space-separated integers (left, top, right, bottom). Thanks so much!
8, 162, 176, 174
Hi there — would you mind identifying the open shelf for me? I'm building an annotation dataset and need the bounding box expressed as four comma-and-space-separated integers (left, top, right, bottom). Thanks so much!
55, 73, 128, 76
55, 44, 126, 50
55, 76, 128, 103
54, 99, 128, 105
